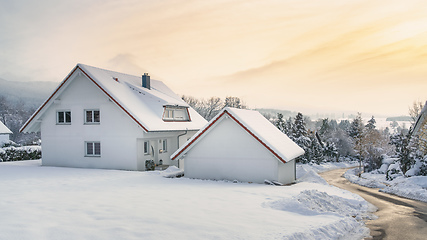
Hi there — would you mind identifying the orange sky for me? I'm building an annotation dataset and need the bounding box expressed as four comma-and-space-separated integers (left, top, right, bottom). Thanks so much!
1, 0, 427, 117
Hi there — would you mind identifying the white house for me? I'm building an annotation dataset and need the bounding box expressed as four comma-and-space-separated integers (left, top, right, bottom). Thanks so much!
0, 121, 12, 144
171, 107, 304, 184
20, 64, 207, 170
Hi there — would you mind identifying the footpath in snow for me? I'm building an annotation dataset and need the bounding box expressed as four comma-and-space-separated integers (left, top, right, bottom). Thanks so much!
344, 168, 427, 203
0, 160, 372, 240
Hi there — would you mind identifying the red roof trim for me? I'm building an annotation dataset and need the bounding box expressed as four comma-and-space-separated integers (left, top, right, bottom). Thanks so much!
172, 110, 287, 163
171, 111, 226, 160
78, 67, 149, 132
225, 111, 286, 164
20, 66, 80, 133
20, 65, 149, 133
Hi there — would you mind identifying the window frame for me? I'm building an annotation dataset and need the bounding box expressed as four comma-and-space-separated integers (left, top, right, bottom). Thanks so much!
56, 110, 72, 125
162, 107, 190, 122
85, 141, 101, 157
84, 109, 100, 124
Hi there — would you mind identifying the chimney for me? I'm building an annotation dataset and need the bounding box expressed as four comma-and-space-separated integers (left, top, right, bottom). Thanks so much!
142, 73, 151, 89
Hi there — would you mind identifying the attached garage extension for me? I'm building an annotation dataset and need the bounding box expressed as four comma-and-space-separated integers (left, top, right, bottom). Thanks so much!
171, 107, 304, 184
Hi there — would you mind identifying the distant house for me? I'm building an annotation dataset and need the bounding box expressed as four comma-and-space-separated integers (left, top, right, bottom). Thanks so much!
171, 107, 304, 184
0, 121, 12, 144
20, 64, 207, 170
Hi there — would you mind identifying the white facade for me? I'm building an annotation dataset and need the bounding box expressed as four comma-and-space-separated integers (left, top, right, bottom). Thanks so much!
0, 121, 12, 144
21, 64, 206, 170
0, 134, 9, 144
172, 108, 304, 184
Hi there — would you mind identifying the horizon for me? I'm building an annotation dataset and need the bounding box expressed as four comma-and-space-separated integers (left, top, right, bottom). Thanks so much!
1, 0, 427, 116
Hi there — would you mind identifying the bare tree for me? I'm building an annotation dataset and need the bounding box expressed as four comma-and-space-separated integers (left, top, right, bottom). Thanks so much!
409, 100, 424, 125
224, 96, 247, 109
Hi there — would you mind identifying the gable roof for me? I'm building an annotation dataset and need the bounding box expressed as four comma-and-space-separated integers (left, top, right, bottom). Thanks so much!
0, 121, 12, 134
171, 107, 304, 163
20, 64, 207, 133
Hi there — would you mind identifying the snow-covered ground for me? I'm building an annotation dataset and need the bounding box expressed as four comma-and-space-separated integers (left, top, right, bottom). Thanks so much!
0, 160, 372, 240
344, 168, 427, 203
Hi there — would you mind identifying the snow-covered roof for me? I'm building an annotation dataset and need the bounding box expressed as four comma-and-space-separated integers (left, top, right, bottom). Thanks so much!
171, 107, 305, 163
20, 64, 207, 133
0, 121, 12, 134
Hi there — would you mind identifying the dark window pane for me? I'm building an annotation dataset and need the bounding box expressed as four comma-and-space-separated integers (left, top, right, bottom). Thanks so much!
87, 142, 93, 155
144, 141, 149, 153
94, 142, 101, 155
94, 111, 100, 123
86, 111, 92, 123
65, 112, 71, 123
58, 112, 64, 123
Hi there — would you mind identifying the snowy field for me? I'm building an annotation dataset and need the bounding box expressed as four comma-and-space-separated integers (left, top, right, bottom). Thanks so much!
0, 160, 372, 240
344, 168, 427, 203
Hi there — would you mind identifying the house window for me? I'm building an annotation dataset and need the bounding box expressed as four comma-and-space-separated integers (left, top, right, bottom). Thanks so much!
162, 139, 167, 153
85, 110, 100, 124
57, 111, 71, 124
85, 141, 101, 157
162, 107, 189, 121
144, 141, 150, 155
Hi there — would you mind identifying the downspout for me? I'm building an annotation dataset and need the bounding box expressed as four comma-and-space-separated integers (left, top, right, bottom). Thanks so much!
176, 129, 188, 168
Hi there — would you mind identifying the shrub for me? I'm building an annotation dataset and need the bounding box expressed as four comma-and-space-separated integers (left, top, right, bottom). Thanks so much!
0, 146, 41, 162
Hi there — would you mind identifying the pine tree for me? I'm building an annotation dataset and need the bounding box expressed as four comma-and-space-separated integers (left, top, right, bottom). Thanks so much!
275, 113, 286, 133
292, 113, 311, 163
365, 116, 376, 130
309, 132, 324, 164
390, 131, 418, 176
349, 113, 364, 139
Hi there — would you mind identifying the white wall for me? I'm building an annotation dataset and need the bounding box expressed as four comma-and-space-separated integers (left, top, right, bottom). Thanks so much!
0, 134, 9, 145
41, 73, 145, 170
183, 116, 295, 184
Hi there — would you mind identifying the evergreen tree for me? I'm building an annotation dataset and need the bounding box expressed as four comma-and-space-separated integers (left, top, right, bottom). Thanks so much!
319, 118, 331, 136
323, 141, 339, 161
309, 132, 324, 164
292, 113, 311, 163
285, 117, 293, 138
390, 131, 419, 176
365, 116, 376, 130
275, 113, 286, 133
293, 113, 307, 140
338, 119, 351, 133
349, 113, 364, 139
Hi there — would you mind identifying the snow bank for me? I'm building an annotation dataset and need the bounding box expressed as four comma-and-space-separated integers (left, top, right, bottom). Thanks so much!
296, 165, 328, 185
343, 168, 388, 189
161, 166, 184, 178
265, 189, 371, 239
380, 176, 427, 203
344, 168, 427, 203
297, 161, 358, 174
282, 218, 369, 240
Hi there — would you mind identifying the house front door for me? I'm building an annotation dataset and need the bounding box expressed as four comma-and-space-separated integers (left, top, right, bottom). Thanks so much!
137, 138, 161, 171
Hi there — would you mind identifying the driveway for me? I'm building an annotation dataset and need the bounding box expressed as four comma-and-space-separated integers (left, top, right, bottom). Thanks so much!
319, 168, 427, 240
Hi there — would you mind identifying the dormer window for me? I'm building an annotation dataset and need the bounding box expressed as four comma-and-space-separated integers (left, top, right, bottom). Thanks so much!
163, 106, 190, 121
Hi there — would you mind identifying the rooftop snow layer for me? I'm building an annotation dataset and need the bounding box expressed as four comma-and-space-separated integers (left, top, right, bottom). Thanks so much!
21, 64, 207, 132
